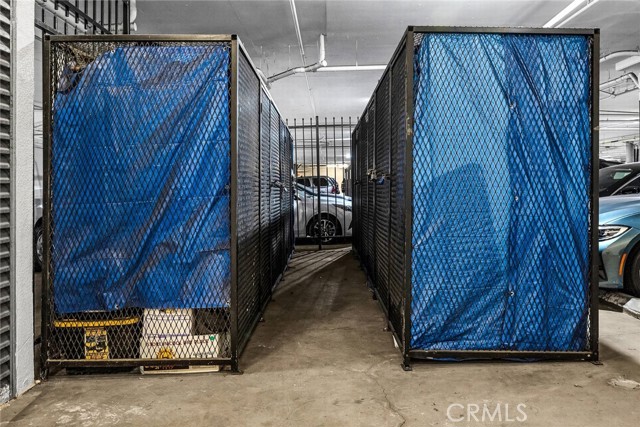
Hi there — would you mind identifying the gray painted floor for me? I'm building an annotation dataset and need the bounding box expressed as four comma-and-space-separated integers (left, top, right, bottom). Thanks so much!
2, 248, 640, 426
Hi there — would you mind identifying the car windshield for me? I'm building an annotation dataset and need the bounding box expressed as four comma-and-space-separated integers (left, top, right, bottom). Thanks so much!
600, 167, 639, 195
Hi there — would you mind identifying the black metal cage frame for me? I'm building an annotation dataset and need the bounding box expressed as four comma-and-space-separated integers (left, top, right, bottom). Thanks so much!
352, 27, 600, 369
42, 34, 293, 374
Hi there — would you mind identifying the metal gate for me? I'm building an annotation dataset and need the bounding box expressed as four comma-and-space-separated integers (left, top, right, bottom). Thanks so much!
288, 117, 355, 248
0, 0, 10, 403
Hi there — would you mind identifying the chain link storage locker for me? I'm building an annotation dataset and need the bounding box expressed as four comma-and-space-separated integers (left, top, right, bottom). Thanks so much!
352, 27, 599, 369
41, 34, 293, 374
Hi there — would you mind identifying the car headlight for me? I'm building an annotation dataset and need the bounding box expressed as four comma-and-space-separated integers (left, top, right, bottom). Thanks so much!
599, 225, 629, 241
333, 204, 352, 212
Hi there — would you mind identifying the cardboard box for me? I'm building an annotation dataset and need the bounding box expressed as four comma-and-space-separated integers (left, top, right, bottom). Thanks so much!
140, 333, 221, 360
142, 309, 193, 337
140, 333, 224, 373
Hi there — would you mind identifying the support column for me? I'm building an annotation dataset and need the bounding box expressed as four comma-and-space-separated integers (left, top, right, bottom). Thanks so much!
11, 0, 35, 398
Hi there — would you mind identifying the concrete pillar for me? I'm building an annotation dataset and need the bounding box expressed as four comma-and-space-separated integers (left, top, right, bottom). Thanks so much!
626, 142, 635, 163
11, 0, 35, 397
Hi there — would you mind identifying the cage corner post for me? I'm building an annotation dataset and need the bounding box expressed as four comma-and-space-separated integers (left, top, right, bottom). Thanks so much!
41, 34, 52, 381
589, 28, 600, 362
401, 28, 415, 371
229, 35, 240, 373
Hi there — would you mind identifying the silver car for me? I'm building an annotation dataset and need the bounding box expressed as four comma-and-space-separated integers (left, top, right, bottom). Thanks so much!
296, 176, 341, 195
294, 183, 352, 243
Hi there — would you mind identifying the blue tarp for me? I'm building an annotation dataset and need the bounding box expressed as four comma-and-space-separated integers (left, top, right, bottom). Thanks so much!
411, 33, 592, 351
52, 45, 231, 313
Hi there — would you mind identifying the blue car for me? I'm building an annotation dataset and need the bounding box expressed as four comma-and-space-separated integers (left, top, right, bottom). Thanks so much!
599, 195, 640, 296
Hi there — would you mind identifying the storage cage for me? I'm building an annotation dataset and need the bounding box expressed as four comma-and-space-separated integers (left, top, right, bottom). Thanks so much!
41, 34, 294, 373
352, 27, 599, 369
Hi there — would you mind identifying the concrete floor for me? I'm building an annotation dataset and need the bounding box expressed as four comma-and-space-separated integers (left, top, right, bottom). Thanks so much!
2, 248, 640, 426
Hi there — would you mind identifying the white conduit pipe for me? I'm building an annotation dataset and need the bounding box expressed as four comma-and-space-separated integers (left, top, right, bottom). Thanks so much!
267, 33, 327, 84
600, 50, 640, 63
600, 73, 640, 91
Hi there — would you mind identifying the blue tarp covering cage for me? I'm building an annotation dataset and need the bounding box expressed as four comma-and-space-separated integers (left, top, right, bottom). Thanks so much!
352, 27, 598, 368
43, 35, 293, 372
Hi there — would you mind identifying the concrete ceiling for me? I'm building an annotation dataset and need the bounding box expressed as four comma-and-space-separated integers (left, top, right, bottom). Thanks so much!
136, 0, 640, 129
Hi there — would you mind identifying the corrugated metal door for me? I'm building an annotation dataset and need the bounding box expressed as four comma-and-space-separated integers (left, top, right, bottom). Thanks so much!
0, 0, 11, 403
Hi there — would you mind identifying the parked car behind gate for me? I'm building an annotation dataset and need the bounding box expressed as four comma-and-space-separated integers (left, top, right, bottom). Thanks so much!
294, 183, 352, 243
599, 195, 640, 296
600, 163, 640, 197
296, 175, 341, 194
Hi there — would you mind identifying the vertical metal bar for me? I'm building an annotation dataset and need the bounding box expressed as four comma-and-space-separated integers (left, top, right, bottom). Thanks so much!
371, 94, 377, 284
259, 88, 264, 311
92, 0, 96, 34
100, 0, 105, 34
335, 118, 341, 235
315, 116, 322, 250
122, 0, 130, 34
41, 36, 53, 379
387, 66, 393, 314
108, 0, 112, 33
83, 0, 87, 30
589, 30, 600, 361
229, 36, 240, 372
347, 117, 351, 243
301, 119, 306, 242
63, 5, 68, 35
324, 117, 331, 238
53, 0, 58, 32
402, 28, 415, 370
114, 0, 119, 35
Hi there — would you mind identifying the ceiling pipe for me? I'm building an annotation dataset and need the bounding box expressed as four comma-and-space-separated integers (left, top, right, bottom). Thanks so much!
267, 33, 327, 85
289, 0, 305, 61
317, 65, 387, 72
600, 50, 640, 63
287, 0, 316, 114
543, 0, 600, 28
543, 0, 585, 28
600, 72, 640, 91
557, 0, 600, 28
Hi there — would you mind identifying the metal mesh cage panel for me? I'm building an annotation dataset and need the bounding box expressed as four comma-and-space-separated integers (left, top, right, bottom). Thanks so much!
236, 50, 262, 353
374, 74, 391, 312
43, 36, 292, 372
353, 28, 598, 365
259, 90, 273, 303
387, 47, 407, 342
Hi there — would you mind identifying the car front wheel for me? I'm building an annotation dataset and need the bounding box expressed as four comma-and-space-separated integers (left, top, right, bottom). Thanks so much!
308, 215, 341, 244
624, 248, 640, 297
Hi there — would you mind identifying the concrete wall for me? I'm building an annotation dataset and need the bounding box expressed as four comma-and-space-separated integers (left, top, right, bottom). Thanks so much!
11, 0, 35, 398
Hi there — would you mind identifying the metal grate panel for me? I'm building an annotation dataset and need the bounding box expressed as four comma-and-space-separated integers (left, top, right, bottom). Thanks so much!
374, 73, 391, 315
387, 46, 407, 344
0, 0, 10, 402
236, 50, 261, 353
